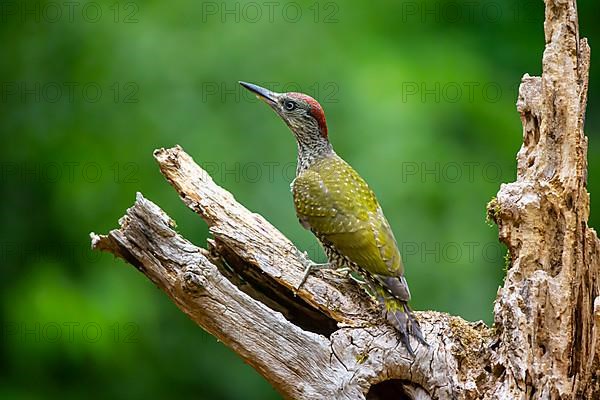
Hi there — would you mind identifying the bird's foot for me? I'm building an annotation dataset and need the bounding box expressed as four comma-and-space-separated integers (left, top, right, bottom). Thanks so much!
296, 259, 331, 292
330, 267, 351, 278
293, 249, 331, 292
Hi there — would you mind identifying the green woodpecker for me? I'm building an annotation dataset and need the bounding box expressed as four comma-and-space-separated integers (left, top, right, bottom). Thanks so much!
240, 81, 426, 355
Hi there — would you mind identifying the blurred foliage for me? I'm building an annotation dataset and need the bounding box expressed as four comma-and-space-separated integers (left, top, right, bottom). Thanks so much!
1, 0, 599, 398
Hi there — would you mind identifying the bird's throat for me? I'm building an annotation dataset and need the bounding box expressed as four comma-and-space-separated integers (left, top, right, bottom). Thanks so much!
296, 139, 334, 175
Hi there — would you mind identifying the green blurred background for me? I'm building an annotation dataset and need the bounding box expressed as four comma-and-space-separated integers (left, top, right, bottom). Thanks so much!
1, 0, 599, 398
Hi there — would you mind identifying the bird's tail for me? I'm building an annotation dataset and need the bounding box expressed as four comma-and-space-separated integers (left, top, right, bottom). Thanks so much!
370, 276, 427, 356
382, 298, 427, 356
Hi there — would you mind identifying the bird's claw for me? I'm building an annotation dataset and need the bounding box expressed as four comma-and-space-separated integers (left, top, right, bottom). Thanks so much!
292, 247, 331, 293
295, 260, 331, 292
331, 267, 351, 278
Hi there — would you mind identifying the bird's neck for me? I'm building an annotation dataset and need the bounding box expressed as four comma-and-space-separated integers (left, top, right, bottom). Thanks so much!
296, 139, 334, 174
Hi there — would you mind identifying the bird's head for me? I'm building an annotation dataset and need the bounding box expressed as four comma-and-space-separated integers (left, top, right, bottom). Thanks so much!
240, 81, 329, 147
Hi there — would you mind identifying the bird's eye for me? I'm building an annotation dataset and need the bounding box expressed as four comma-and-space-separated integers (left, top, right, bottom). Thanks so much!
284, 100, 297, 111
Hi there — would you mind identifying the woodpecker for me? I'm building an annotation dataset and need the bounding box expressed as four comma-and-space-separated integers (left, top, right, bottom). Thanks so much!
240, 81, 426, 354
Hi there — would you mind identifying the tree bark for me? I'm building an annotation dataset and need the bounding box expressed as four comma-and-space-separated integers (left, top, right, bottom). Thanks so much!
90, 1, 598, 398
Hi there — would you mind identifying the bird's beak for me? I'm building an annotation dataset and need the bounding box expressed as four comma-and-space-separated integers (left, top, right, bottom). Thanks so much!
239, 81, 278, 106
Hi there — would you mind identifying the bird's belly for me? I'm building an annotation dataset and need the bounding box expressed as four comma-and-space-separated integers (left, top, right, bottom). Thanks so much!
318, 234, 363, 274
321, 240, 351, 269
319, 236, 384, 295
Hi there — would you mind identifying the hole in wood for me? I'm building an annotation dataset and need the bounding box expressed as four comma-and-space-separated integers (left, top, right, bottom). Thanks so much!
366, 379, 417, 400
210, 242, 338, 337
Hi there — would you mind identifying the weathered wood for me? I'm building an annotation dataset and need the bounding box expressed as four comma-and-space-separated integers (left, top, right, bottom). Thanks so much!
91, 1, 598, 398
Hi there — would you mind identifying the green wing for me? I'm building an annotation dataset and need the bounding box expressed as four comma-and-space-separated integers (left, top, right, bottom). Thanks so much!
292, 155, 403, 277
